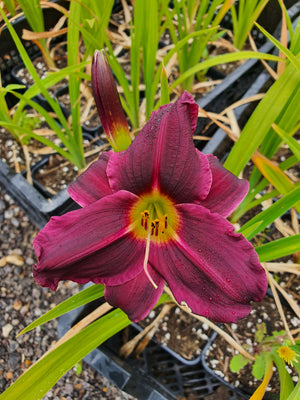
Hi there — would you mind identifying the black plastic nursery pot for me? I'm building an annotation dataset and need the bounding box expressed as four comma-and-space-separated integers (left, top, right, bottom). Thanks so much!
201, 332, 279, 400
200, 290, 300, 400
58, 292, 246, 400
196, 0, 300, 160
0, 157, 77, 229
0, 0, 70, 108
54, 84, 103, 138
0, 131, 103, 229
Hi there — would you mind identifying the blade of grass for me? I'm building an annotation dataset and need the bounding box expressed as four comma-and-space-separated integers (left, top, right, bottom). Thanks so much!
255, 22, 300, 71
239, 185, 300, 240
18, 284, 105, 336
272, 123, 300, 161
1, 121, 72, 161
256, 234, 300, 262
2, 0, 16, 16
17, 0, 55, 68
159, 64, 170, 106
0, 121, 73, 163
143, 0, 159, 119
224, 57, 300, 176
231, 155, 299, 222
251, 152, 300, 213
1, 87, 71, 149
0, 309, 130, 400
130, 0, 143, 128
0, 8, 76, 140
170, 51, 284, 89
67, 0, 84, 169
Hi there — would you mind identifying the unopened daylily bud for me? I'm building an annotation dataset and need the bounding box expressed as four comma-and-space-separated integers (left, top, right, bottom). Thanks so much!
92, 50, 131, 152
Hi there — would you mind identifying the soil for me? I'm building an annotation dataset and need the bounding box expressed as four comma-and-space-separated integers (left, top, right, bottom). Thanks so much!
13, 43, 69, 95
56, 85, 102, 130
0, 122, 107, 197
203, 293, 300, 397
32, 135, 106, 196
139, 305, 212, 361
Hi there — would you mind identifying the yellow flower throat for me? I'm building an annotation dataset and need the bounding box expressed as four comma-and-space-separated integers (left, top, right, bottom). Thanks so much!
130, 191, 179, 244
129, 191, 179, 288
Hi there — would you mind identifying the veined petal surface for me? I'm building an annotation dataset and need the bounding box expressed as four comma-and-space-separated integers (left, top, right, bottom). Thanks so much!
107, 91, 212, 203
105, 267, 164, 322
150, 203, 267, 323
198, 153, 249, 217
33, 191, 144, 290
68, 152, 113, 207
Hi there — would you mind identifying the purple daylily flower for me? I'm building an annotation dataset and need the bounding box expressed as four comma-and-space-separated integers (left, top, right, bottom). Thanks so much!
33, 92, 267, 323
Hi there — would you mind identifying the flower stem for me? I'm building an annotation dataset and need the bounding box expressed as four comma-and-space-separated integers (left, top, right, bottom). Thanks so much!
163, 286, 255, 361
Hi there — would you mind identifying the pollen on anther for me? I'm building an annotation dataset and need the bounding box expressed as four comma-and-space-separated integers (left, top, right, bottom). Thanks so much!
151, 221, 155, 236
154, 219, 160, 236
141, 210, 150, 230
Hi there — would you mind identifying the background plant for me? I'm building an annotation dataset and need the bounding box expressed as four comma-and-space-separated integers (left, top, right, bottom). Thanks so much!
161, 0, 234, 91
230, 325, 300, 399
230, 0, 270, 50
0, 1, 299, 398
0, 5, 91, 170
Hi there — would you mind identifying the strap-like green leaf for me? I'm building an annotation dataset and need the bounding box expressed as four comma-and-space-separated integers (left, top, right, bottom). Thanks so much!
0, 309, 130, 400
170, 51, 284, 89
256, 234, 300, 262
18, 284, 105, 336
273, 124, 300, 161
224, 56, 300, 176
255, 22, 300, 71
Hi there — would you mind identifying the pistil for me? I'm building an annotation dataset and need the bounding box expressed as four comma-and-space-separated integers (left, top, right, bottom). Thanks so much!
143, 229, 158, 289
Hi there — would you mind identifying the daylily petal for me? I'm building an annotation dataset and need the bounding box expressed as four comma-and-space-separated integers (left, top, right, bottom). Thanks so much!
33, 191, 144, 290
68, 151, 113, 207
105, 267, 164, 322
150, 203, 267, 323
92, 50, 131, 152
198, 153, 249, 217
107, 91, 212, 203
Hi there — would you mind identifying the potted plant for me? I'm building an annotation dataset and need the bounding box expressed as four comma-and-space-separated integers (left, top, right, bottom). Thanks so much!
0, 1, 300, 399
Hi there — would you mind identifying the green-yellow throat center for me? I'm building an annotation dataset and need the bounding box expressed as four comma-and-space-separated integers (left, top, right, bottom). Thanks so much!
129, 191, 179, 288
130, 191, 179, 244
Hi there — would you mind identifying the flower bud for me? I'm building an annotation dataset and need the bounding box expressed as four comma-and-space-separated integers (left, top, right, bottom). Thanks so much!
92, 50, 131, 152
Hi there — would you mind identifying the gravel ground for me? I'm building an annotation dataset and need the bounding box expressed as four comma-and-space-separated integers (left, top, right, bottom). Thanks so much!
0, 188, 135, 400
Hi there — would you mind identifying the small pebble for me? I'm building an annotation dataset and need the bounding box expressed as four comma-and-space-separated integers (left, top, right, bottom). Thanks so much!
2, 324, 13, 337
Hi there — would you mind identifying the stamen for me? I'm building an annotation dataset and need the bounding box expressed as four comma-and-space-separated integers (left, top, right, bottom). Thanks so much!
140, 212, 145, 227
164, 215, 168, 229
151, 221, 155, 236
154, 219, 160, 236
140, 210, 150, 231
143, 230, 158, 289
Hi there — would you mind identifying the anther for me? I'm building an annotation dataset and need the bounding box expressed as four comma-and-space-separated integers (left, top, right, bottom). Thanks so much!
154, 219, 160, 236
141, 210, 150, 231
140, 212, 145, 227
151, 221, 155, 236
164, 215, 168, 229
